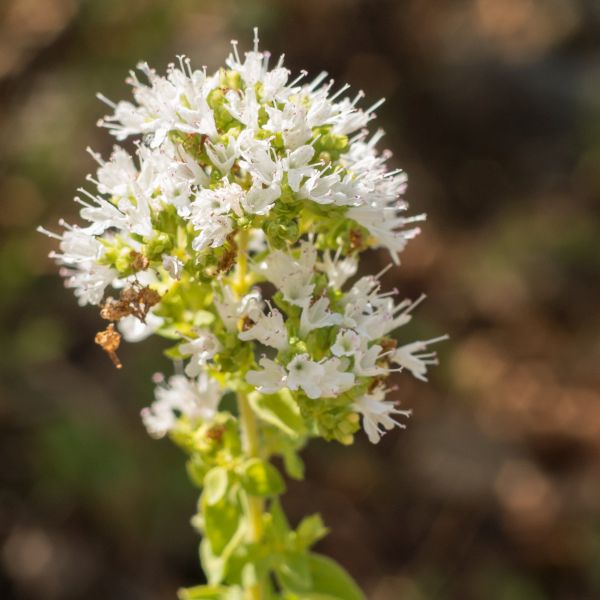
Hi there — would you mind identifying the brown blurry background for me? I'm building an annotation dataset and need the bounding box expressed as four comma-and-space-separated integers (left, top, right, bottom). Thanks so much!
1, 1, 600, 599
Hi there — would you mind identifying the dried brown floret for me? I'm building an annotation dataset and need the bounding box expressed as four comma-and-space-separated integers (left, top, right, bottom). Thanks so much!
349, 229, 366, 252
368, 376, 386, 393
130, 251, 149, 271
216, 232, 238, 274
379, 337, 398, 354
100, 283, 161, 323
205, 424, 226, 442
239, 315, 254, 332
95, 323, 122, 369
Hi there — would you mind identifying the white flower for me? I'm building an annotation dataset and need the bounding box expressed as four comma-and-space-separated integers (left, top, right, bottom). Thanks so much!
286, 354, 354, 399
318, 249, 358, 290
214, 287, 263, 332
99, 58, 217, 145
284, 145, 315, 192
391, 335, 449, 382
242, 181, 281, 215
205, 136, 238, 174
237, 129, 280, 184
318, 357, 355, 397
118, 311, 164, 342
246, 357, 287, 394
191, 215, 234, 251
353, 343, 387, 377
353, 387, 411, 444
180, 330, 221, 377
331, 329, 361, 357
238, 307, 288, 350
162, 254, 184, 280
92, 146, 138, 196
347, 204, 424, 264
255, 246, 316, 308
39, 224, 117, 306
299, 297, 342, 337
264, 100, 312, 149
142, 373, 223, 438
63, 263, 117, 306
286, 354, 325, 399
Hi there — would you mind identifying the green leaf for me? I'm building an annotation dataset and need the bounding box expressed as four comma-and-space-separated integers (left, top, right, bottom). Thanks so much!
204, 467, 229, 506
203, 495, 241, 556
177, 584, 229, 599
276, 551, 312, 594
269, 497, 291, 542
295, 514, 329, 550
199, 538, 226, 585
249, 389, 306, 438
240, 458, 285, 497
282, 446, 305, 480
307, 554, 365, 600
200, 516, 246, 585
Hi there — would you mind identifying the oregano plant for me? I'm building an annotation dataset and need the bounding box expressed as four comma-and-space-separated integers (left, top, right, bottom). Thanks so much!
40, 29, 446, 600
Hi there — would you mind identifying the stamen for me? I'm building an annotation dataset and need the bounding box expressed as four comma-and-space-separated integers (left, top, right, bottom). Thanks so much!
253, 27, 260, 52
230, 40, 241, 63
329, 83, 350, 102
96, 93, 116, 108
366, 98, 385, 114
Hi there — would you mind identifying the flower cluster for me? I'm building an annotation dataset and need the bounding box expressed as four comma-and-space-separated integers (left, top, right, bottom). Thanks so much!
41, 31, 444, 446
41, 29, 446, 599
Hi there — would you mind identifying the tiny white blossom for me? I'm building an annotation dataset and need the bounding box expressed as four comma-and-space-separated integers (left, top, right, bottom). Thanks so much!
318, 357, 355, 397
242, 181, 281, 215
118, 311, 164, 342
238, 307, 288, 350
191, 215, 233, 251
205, 136, 238, 174
318, 249, 358, 290
246, 357, 287, 394
180, 330, 221, 377
299, 297, 342, 337
353, 343, 387, 377
353, 387, 411, 444
286, 354, 325, 399
256, 247, 315, 308
331, 329, 361, 357
391, 335, 449, 382
142, 373, 223, 438
162, 254, 184, 280
215, 287, 263, 332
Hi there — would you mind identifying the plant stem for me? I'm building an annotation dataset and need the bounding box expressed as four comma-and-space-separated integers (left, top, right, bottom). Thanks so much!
235, 228, 264, 600
237, 390, 264, 600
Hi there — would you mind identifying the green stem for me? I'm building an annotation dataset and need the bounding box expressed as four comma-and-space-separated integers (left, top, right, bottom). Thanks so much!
238, 390, 265, 538
235, 228, 264, 600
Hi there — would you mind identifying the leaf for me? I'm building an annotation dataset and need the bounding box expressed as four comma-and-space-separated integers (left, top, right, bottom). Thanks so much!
295, 514, 329, 550
307, 554, 365, 600
269, 497, 291, 542
200, 516, 246, 585
177, 584, 228, 599
282, 446, 305, 480
240, 458, 285, 497
204, 467, 229, 506
203, 494, 241, 556
276, 551, 312, 594
249, 389, 306, 438
199, 538, 226, 585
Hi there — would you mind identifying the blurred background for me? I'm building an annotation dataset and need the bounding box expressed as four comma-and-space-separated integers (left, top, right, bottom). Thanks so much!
1, 0, 600, 598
